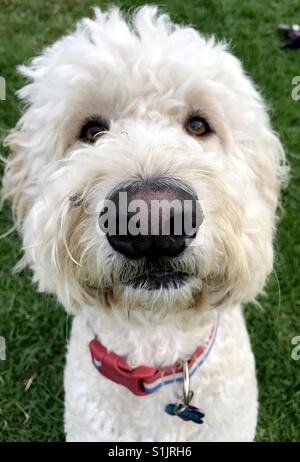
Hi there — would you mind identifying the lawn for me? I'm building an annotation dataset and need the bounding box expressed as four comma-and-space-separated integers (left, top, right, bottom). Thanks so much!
0, 0, 299, 442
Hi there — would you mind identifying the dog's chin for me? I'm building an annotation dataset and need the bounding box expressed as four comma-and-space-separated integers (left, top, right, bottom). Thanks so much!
127, 271, 192, 290
84, 270, 204, 314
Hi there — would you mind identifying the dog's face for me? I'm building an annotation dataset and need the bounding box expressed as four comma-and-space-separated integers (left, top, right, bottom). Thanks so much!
3, 7, 286, 316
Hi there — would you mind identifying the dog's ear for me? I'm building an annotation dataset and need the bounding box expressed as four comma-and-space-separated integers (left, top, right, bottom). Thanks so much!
2, 61, 49, 228
250, 119, 288, 214
2, 129, 33, 228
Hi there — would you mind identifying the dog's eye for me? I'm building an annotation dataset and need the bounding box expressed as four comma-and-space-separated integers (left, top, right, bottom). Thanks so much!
185, 116, 211, 137
79, 120, 109, 143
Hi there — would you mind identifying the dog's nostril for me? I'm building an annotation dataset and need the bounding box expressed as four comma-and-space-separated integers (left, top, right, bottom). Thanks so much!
101, 178, 203, 260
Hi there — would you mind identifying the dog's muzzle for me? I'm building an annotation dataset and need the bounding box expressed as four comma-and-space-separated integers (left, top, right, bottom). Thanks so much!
99, 177, 204, 289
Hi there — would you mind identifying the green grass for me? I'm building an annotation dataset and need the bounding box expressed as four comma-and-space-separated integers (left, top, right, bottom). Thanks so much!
0, 0, 299, 442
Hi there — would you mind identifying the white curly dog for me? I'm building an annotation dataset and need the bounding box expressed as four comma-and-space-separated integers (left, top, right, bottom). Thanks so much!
3, 6, 287, 442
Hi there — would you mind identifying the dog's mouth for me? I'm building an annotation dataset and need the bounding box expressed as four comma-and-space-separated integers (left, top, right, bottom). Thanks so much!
115, 255, 198, 291
127, 270, 192, 290
85, 256, 198, 296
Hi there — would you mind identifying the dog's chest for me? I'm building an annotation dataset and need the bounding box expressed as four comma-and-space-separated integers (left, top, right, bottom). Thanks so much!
64, 306, 257, 442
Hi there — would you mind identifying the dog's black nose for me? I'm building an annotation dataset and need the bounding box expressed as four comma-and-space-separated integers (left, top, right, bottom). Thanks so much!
100, 178, 203, 260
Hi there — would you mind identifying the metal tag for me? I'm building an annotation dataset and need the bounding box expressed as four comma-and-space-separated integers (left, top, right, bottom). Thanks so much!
165, 360, 205, 424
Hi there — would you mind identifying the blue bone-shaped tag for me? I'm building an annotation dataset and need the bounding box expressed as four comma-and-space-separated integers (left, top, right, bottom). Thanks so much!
165, 402, 205, 424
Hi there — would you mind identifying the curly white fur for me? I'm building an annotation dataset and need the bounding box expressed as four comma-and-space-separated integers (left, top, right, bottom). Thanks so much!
2, 6, 287, 441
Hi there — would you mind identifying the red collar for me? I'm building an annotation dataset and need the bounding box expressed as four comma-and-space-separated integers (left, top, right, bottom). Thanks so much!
89, 315, 219, 396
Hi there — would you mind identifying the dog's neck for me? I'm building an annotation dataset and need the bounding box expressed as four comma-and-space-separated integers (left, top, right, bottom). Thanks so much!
81, 304, 219, 369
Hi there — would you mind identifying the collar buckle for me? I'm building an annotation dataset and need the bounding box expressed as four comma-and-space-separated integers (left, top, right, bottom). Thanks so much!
89, 339, 157, 396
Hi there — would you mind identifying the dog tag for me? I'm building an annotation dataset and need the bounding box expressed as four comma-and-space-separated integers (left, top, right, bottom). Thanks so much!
164, 360, 205, 424
165, 401, 205, 424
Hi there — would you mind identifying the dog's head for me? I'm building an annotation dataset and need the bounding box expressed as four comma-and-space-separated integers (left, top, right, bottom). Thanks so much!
3, 6, 287, 316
